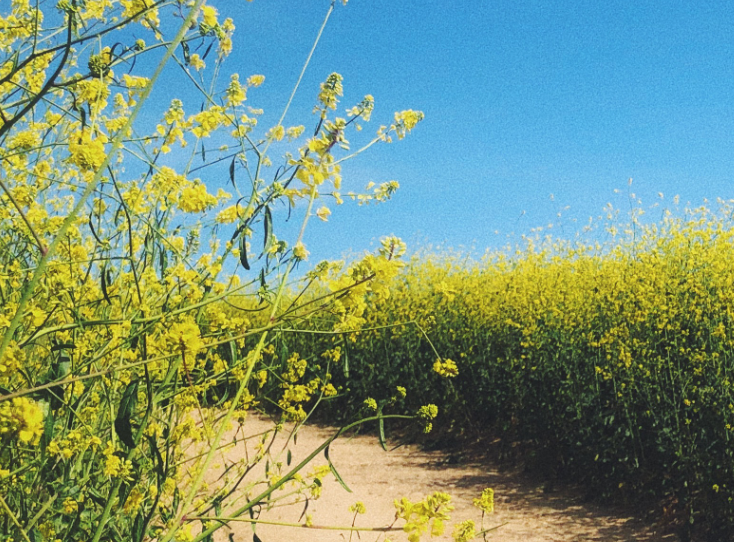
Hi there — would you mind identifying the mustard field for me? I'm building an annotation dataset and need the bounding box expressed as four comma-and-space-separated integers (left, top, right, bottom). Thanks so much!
275, 201, 734, 539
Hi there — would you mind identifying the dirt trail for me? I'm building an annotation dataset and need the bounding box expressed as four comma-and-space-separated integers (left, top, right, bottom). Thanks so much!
206, 415, 678, 542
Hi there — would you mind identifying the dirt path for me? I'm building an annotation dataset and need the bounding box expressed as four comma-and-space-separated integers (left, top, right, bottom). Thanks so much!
207, 415, 678, 542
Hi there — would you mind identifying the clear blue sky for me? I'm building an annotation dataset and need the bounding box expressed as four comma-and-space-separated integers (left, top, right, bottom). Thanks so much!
212, 0, 734, 263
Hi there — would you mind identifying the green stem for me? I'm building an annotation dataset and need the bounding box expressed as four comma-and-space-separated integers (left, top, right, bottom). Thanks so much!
89, 479, 123, 542
187, 516, 400, 532
0, 493, 33, 542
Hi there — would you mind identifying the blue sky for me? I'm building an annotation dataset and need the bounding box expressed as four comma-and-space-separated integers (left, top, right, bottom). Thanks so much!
209, 0, 734, 263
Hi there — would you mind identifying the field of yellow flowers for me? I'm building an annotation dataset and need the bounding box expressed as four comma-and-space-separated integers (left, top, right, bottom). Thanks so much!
278, 201, 734, 540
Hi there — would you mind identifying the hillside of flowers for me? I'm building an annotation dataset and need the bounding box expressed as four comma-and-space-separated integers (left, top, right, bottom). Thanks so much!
279, 201, 734, 540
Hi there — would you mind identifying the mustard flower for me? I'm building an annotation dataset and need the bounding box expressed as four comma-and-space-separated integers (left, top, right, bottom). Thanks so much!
293, 241, 309, 261
68, 131, 108, 171
0, 397, 44, 445
453, 520, 476, 542
178, 183, 218, 213
433, 358, 459, 378
316, 206, 331, 221
62, 497, 79, 515
392, 109, 425, 140
189, 53, 205, 71
317, 73, 343, 113
349, 501, 366, 514
247, 74, 265, 87
201, 5, 218, 27
473, 488, 494, 514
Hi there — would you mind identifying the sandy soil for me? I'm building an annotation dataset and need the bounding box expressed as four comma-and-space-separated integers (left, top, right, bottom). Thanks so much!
203, 414, 679, 542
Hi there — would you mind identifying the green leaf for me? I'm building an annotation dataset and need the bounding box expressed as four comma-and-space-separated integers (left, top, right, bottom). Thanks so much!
40, 405, 55, 452
132, 511, 145, 542
202, 41, 214, 61
298, 498, 309, 522
239, 229, 250, 270
262, 206, 272, 256
325, 444, 352, 493
342, 336, 350, 379
181, 40, 190, 63
101, 265, 112, 305
115, 379, 140, 449
287, 449, 292, 466
229, 156, 236, 189
147, 435, 165, 481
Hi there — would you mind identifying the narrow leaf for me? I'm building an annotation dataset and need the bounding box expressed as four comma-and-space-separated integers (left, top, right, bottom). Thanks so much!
88, 214, 103, 244
298, 498, 309, 522
239, 230, 250, 270
325, 444, 352, 493
229, 156, 236, 188
147, 435, 165, 481
115, 379, 140, 449
202, 41, 214, 61
342, 337, 350, 378
181, 40, 190, 63
41, 406, 55, 452
262, 206, 272, 255
287, 449, 292, 466
132, 511, 145, 542
101, 265, 112, 305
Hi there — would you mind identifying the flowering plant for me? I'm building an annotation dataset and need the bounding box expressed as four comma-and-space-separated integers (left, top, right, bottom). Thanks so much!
0, 1, 501, 541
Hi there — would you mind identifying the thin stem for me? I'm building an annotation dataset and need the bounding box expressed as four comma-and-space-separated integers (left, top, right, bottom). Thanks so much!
187, 516, 400, 532
273, 1, 335, 134
0, 176, 47, 255
0, 493, 33, 542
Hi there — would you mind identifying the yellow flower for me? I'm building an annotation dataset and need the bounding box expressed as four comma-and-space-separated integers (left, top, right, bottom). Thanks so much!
189, 53, 205, 71
433, 358, 459, 378
392, 109, 424, 140
293, 241, 309, 261
247, 74, 265, 87
68, 131, 108, 171
316, 206, 331, 221
473, 488, 494, 514
76, 79, 110, 115
349, 501, 366, 514
317, 73, 343, 113
0, 397, 44, 445
225, 74, 246, 105
178, 183, 218, 213
266, 124, 285, 141
201, 5, 218, 27
62, 497, 78, 515
453, 520, 476, 542
124, 487, 146, 515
